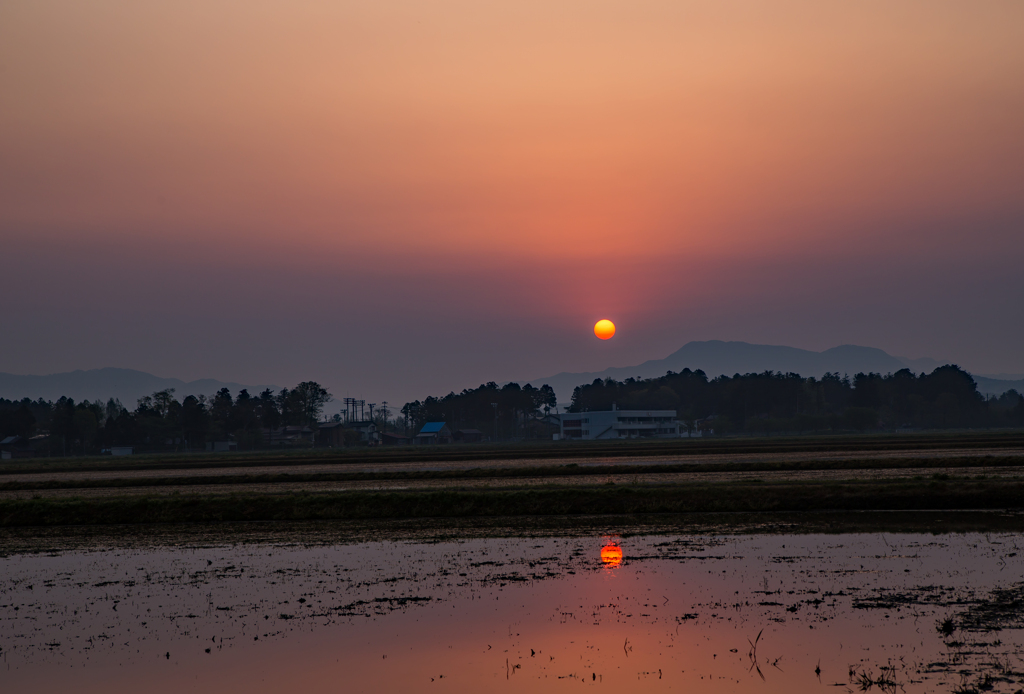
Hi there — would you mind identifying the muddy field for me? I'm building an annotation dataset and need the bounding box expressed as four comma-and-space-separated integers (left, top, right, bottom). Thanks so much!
5, 433, 1024, 532
4, 445, 1024, 485
2, 464, 1024, 500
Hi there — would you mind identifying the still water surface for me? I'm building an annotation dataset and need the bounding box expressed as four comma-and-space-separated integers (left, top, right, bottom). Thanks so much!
3, 530, 1024, 692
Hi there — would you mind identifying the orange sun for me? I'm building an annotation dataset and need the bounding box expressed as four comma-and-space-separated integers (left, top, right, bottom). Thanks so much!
594, 319, 616, 340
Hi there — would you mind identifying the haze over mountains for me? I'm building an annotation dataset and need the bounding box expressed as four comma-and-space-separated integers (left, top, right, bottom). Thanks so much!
531, 341, 1024, 404
1, 341, 1021, 409
0, 368, 278, 408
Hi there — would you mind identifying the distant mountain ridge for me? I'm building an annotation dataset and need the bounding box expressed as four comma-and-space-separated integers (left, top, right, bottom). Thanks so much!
0, 368, 280, 406
530, 340, 1023, 403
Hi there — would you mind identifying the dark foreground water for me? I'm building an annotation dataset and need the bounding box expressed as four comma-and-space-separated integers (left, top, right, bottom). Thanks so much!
3, 528, 1024, 693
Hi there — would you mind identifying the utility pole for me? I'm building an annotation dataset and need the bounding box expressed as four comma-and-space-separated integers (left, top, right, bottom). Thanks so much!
491, 403, 498, 443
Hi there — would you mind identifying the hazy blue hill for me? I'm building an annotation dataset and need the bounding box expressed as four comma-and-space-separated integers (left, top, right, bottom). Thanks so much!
896, 355, 947, 372
528, 340, 1020, 403
657, 341, 910, 378
0, 368, 279, 406
974, 376, 1024, 398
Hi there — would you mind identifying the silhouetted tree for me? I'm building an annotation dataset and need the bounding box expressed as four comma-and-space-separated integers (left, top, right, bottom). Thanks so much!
292, 381, 332, 426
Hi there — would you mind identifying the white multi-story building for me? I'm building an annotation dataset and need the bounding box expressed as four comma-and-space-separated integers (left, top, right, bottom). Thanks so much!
558, 405, 690, 440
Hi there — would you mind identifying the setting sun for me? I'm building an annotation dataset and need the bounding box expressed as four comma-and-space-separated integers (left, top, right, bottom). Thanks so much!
594, 320, 616, 340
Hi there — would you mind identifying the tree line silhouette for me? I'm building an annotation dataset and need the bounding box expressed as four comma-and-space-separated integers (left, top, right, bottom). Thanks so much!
567, 365, 1024, 434
401, 382, 558, 439
0, 382, 330, 456
1, 366, 1022, 455
0, 379, 559, 454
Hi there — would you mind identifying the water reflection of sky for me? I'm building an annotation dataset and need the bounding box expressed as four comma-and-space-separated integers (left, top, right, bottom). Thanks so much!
2, 532, 1023, 693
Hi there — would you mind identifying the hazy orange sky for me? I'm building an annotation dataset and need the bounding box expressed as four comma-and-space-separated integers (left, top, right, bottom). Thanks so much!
2, 0, 1022, 403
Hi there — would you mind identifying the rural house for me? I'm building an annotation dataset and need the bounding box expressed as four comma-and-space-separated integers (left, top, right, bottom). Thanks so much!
414, 422, 453, 444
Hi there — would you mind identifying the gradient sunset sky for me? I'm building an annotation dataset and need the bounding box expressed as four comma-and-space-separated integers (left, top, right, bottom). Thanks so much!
2, 0, 1022, 404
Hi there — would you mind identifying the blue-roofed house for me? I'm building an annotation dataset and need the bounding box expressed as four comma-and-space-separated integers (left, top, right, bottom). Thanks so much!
415, 421, 454, 445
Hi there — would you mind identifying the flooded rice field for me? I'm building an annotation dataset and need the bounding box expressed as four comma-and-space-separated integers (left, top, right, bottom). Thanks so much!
3, 527, 1024, 693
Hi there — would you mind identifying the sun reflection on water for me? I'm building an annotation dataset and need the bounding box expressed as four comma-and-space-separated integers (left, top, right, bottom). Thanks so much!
600, 540, 623, 567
